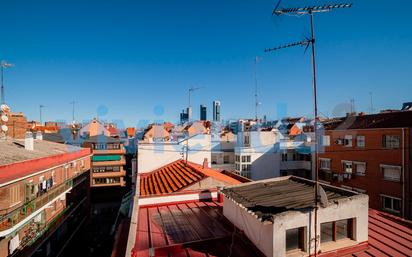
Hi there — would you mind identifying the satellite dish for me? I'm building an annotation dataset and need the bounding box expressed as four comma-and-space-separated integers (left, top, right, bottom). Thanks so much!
317, 185, 329, 208
1, 125, 8, 132
0, 104, 10, 113
1, 114, 8, 122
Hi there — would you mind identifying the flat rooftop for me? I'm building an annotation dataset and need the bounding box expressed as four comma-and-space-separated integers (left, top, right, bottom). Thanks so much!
0, 139, 83, 166
221, 176, 358, 222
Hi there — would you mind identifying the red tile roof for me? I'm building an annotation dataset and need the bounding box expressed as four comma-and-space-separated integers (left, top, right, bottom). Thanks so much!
139, 160, 241, 197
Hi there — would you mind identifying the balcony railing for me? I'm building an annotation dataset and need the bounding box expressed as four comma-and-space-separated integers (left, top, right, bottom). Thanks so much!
0, 180, 74, 232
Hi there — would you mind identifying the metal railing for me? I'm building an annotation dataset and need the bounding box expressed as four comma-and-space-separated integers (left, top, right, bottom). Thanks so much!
0, 180, 73, 232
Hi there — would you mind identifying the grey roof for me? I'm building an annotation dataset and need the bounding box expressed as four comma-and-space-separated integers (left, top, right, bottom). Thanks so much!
0, 139, 83, 166
221, 176, 357, 222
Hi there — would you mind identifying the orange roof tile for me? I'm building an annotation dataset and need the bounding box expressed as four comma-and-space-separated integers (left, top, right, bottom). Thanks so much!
139, 160, 241, 197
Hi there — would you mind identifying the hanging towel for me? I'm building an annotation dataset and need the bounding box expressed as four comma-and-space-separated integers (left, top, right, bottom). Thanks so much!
9, 234, 20, 254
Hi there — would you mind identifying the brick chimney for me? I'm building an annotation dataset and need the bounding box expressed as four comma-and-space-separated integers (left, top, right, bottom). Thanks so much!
202, 158, 209, 169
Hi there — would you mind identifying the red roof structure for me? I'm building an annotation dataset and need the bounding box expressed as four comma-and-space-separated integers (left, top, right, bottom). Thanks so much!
132, 200, 265, 257
139, 160, 242, 196
129, 197, 412, 257
347, 210, 412, 257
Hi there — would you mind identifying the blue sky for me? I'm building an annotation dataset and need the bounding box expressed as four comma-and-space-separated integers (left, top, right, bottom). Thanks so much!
1, 0, 411, 127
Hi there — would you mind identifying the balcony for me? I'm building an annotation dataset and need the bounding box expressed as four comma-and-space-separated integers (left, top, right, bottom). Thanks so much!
280, 161, 311, 171
0, 180, 74, 234
92, 170, 126, 178
92, 148, 126, 155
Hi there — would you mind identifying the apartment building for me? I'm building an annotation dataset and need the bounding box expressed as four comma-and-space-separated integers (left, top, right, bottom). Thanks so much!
0, 134, 91, 257
211, 130, 236, 171
234, 119, 313, 180
318, 110, 412, 219
83, 135, 126, 187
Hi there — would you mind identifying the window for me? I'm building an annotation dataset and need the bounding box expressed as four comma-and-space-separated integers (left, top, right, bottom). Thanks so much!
381, 165, 401, 181
282, 153, 288, 162
223, 155, 229, 164
241, 155, 251, 163
344, 135, 352, 147
235, 155, 240, 162
383, 135, 400, 149
243, 135, 250, 147
322, 135, 330, 146
342, 161, 353, 173
242, 164, 251, 172
354, 162, 366, 175
321, 219, 353, 244
319, 159, 331, 170
9, 185, 21, 207
381, 195, 401, 214
356, 136, 365, 148
286, 227, 306, 252
235, 163, 240, 171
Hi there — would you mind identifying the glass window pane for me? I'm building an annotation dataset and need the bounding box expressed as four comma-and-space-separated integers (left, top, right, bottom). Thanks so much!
384, 197, 392, 209
336, 220, 349, 240
321, 222, 333, 243
393, 199, 401, 211
286, 228, 299, 251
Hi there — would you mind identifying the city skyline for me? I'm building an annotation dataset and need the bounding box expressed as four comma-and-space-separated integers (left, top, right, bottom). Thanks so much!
1, 0, 412, 126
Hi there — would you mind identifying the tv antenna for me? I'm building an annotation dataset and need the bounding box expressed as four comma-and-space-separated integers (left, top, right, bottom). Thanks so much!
188, 86, 204, 121
1, 60, 14, 105
265, 2, 352, 256
69, 101, 76, 123
39, 104, 46, 125
369, 92, 374, 114
254, 56, 262, 121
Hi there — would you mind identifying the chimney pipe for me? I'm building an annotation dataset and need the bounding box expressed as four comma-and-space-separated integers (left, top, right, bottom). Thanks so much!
36, 131, 43, 140
202, 158, 209, 169
25, 132, 34, 151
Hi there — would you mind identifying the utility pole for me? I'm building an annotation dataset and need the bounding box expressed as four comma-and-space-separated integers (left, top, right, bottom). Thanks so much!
1, 60, 14, 105
266, 3, 352, 256
39, 105, 45, 125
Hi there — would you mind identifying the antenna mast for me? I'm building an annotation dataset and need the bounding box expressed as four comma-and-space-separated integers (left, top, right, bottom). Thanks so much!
266, 3, 352, 256
369, 92, 374, 114
1, 60, 14, 105
188, 86, 203, 121
70, 101, 76, 123
39, 104, 45, 125
254, 56, 261, 121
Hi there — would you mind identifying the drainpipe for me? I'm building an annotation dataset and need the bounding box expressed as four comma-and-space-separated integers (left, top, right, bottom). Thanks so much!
402, 128, 405, 218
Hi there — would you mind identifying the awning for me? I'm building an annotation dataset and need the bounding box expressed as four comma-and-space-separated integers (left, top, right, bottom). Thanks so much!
92, 155, 121, 162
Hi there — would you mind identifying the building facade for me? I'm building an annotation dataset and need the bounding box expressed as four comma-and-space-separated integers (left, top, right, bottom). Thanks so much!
0, 137, 91, 257
83, 135, 126, 187
212, 100, 220, 122
318, 111, 412, 219
200, 104, 207, 121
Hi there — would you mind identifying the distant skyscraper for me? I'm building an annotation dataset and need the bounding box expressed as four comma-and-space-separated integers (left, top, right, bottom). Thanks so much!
180, 109, 189, 124
213, 100, 220, 122
200, 105, 207, 121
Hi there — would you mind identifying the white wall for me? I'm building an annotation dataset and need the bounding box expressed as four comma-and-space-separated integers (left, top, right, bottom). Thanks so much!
137, 134, 211, 173
222, 178, 369, 257
235, 131, 281, 180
